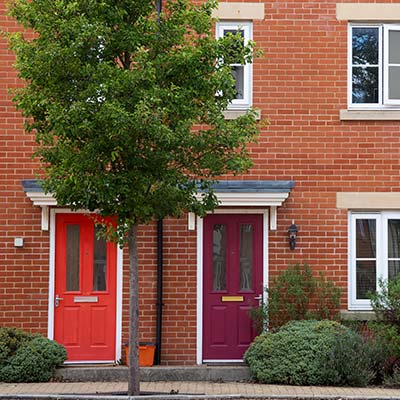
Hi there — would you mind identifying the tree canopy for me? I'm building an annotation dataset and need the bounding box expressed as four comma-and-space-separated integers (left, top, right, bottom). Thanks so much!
10, 0, 260, 242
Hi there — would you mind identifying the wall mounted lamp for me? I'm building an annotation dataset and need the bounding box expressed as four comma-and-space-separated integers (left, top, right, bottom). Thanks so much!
288, 221, 298, 250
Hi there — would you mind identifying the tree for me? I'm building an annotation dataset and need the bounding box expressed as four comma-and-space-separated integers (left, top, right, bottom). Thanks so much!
9, 0, 259, 395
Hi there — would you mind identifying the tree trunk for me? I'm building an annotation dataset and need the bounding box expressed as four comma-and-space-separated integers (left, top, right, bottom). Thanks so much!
127, 224, 140, 396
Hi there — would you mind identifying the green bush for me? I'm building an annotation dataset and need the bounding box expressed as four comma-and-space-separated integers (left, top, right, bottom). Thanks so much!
370, 276, 400, 327
0, 327, 67, 383
0, 327, 33, 367
250, 263, 341, 330
244, 320, 380, 386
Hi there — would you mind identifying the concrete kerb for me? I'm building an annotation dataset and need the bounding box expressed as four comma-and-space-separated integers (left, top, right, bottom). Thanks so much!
54, 366, 252, 383
2, 394, 400, 400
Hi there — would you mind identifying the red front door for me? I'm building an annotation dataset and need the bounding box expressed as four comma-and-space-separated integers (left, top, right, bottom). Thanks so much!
203, 214, 263, 361
54, 213, 117, 361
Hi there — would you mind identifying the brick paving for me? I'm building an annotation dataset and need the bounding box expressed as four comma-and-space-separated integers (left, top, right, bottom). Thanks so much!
0, 381, 400, 398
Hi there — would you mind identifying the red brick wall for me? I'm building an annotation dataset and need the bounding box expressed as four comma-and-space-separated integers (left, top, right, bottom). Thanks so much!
2, 0, 400, 365
0, 2, 50, 334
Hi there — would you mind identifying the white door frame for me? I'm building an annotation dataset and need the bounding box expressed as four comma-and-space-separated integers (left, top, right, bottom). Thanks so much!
196, 209, 269, 364
47, 208, 123, 363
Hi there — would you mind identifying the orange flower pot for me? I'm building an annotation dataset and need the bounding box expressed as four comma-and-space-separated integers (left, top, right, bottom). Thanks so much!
125, 342, 156, 367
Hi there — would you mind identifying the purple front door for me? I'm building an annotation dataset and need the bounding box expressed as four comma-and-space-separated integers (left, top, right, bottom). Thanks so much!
203, 214, 263, 361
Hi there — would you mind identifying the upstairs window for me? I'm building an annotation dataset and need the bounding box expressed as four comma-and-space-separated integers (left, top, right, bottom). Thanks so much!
349, 24, 400, 108
217, 22, 252, 109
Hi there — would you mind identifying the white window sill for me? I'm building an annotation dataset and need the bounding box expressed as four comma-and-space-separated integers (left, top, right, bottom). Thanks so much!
223, 109, 261, 120
340, 109, 400, 120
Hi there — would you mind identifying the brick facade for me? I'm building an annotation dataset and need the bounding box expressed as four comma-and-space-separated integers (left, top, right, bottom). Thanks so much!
1, 0, 399, 365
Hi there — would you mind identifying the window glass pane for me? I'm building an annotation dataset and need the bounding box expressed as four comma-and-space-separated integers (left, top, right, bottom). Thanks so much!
93, 226, 107, 291
388, 30, 400, 64
356, 219, 376, 258
223, 29, 245, 60
352, 27, 379, 65
213, 224, 226, 291
232, 66, 244, 99
66, 225, 80, 292
388, 220, 400, 258
352, 67, 379, 103
388, 261, 400, 280
388, 67, 400, 100
356, 260, 376, 299
240, 224, 253, 291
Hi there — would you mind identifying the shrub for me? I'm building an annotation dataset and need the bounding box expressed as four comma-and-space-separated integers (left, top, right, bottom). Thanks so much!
244, 320, 379, 386
0, 328, 67, 383
370, 276, 400, 327
250, 263, 341, 330
0, 327, 33, 367
384, 366, 400, 388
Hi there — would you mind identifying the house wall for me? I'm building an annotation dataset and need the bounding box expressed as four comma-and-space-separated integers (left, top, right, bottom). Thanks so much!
1, 0, 399, 365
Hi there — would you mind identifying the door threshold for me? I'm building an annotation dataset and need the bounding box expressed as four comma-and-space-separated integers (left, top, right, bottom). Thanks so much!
203, 360, 245, 366
63, 361, 116, 367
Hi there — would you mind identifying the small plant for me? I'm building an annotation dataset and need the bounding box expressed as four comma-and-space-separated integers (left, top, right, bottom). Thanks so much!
384, 365, 400, 388
370, 275, 400, 327
250, 263, 341, 330
0, 327, 67, 383
244, 320, 380, 386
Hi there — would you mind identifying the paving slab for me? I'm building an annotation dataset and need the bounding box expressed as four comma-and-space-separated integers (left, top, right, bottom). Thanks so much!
1, 381, 400, 400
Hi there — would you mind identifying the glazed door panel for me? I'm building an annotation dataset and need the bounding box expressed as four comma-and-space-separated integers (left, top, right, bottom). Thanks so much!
54, 214, 117, 361
203, 214, 263, 360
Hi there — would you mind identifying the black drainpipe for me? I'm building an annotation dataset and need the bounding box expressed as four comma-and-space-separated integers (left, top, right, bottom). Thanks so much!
155, 219, 163, 365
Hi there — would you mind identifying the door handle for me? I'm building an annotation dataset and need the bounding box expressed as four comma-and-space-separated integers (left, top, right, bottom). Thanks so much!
55, 294, 64, 308
254, 294, 263, 306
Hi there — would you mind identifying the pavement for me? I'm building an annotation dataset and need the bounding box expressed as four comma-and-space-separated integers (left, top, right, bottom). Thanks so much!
0, 381, 400, 400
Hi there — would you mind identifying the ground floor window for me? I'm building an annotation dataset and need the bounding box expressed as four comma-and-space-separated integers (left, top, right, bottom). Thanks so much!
349, 211, 400, 310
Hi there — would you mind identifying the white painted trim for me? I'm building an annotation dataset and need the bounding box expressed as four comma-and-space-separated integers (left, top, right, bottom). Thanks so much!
25, 191, 56, 206
188, 212, 196, 230
115, 245, 123, 361
384, 25, 400, 105
41, 206, 50, 231
212, 208, 266, 214
203, 359, 245, 363
269, 206, 277, 230
199, 192, 290, 207
47, 209, 56, 340
47, 209, 123, 363
216, 21, 253, 110
348, 212, 381, 311
263, 211, 269, 298
196, 216, 204, 365
64, 360, 115, 365
347, 24, 382, 109
196, 209, 269, 364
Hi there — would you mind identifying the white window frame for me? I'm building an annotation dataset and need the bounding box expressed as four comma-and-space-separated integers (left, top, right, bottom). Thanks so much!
216, 21, 253, 110
349, 211, 400, 310
348, 23, 400, 109
383, 25, 400, 105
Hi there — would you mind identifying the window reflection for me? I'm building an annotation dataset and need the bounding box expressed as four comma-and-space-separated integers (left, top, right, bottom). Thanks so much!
93, 226, 107, 291
66, 225, 80, 292
240, 224, 253, 291
213, 224, 227, 291
352, 27, 379, 104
